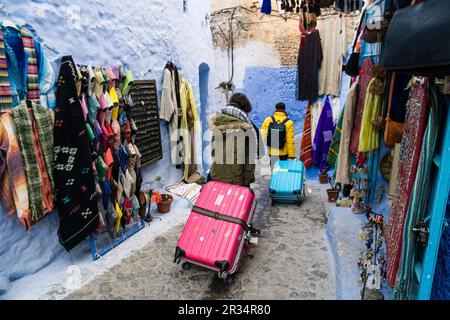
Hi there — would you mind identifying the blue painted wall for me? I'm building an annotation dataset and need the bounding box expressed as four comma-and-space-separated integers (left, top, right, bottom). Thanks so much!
236, 67, 307, 136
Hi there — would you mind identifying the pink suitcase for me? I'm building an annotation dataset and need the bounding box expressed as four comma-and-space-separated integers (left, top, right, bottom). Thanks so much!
174, 181, 258, 280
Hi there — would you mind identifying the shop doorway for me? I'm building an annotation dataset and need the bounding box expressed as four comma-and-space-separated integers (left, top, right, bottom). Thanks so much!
199, 63, 210, 174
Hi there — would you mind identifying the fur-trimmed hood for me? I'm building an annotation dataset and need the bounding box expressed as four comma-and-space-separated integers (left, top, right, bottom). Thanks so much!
209, 114, 253, 131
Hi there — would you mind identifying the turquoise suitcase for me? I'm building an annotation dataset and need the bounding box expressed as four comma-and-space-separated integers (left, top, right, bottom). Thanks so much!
269, 160, 306, 205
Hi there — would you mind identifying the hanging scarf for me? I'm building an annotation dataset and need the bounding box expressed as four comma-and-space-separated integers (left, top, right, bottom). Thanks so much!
312, 97, 335, 172
299, 101, 313, 167
358, 78, 382, 153
395, 85, 441, 300
384, 77, 430, 288
54, 55, 99, 252
0, 29, 13, 109
12, 100, 54, 223
18, 27, 40, 101
350, 58, 374, 155
326, 107, 344, 168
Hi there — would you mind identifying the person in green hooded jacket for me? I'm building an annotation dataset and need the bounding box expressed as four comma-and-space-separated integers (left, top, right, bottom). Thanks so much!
208, 93, 261, 187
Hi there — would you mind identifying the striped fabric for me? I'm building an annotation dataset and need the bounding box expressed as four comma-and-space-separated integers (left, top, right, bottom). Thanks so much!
165, 181, 203, 204
12, 100, 54, 224
19, 27, 40, 101
0, 29, 13, 109
299, 101, 313, 167
326, 107, 344, 168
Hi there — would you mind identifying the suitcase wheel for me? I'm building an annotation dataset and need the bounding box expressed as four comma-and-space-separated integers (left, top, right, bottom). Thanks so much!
182, 262, 192, 270
218, 271, 229, 281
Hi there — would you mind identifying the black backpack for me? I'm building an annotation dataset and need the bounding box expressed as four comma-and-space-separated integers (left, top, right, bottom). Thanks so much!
267, 116, 290, 149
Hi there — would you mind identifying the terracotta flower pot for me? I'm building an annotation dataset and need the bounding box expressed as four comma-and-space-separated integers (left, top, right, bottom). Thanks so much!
157, 194, 173, 213
318, 172, 329, 184
327, 189, 340, 203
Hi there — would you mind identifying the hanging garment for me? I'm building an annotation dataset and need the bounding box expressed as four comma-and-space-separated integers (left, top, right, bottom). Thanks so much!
326, 107, 344, 168
0, 24, 56, 111
310, 100, 323, 144
54, 56, 99, 252
297, 29, 323, 102
261, 0, 272, 14
358, 78, 382, 152
318, 15, 348, 97
384, 77, 430, 288
12, 100, 55, 224
0, 112, 31, 227
349, 58, 374, 155
395, 85, 441, 300
335, 79, 359, 185
299, 102, 313, 168
179, 77, 200, 180
312, 97, 335, 172
160, 63, 182, 166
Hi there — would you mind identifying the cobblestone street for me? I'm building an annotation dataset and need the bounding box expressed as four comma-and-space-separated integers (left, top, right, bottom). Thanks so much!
67, 174, 335, 300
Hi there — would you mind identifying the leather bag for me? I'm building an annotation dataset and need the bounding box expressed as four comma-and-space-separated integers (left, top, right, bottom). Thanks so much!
382, 0, 450, 77
384, 73, 405, 148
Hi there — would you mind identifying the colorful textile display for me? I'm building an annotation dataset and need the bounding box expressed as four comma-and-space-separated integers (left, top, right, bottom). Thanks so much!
350, 58, 374, 155
12, 100, 55, 224
395, 86, 441, 300
297, 29, 323, 102
384, 77, 430, 288
165, 181, 202, 204
312, 97, 335, 172
299, 102, 313, 168
54, 56, 99, 251
335, 79, 359, 185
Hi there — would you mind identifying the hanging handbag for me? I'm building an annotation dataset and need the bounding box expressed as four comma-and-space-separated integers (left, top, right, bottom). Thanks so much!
345, 51, 360, 77
382, 0, 450, 77
384, 73, 405, 148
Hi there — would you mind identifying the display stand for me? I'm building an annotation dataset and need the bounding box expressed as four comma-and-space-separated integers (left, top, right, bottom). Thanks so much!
89, 219, 146, 261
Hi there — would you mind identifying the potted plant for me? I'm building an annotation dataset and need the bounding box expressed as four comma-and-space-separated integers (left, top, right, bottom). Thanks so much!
152, 190, 173, 214
326, 175, 340, 203
318, 167, 329, 184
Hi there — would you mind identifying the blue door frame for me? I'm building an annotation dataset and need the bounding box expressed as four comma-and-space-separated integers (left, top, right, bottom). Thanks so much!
417, 96, 450, 299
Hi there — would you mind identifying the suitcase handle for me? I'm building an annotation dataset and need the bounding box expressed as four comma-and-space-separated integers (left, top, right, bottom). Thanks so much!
192, 206, 252, 232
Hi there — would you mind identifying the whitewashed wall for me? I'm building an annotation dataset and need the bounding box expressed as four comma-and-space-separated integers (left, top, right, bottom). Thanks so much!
0, 0, 214, 295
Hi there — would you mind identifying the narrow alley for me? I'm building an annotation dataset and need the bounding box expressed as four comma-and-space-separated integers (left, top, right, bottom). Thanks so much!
67, 173, 335, 300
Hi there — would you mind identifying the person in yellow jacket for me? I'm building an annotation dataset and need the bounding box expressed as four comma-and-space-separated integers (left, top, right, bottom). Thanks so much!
261, 102, 295, 168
